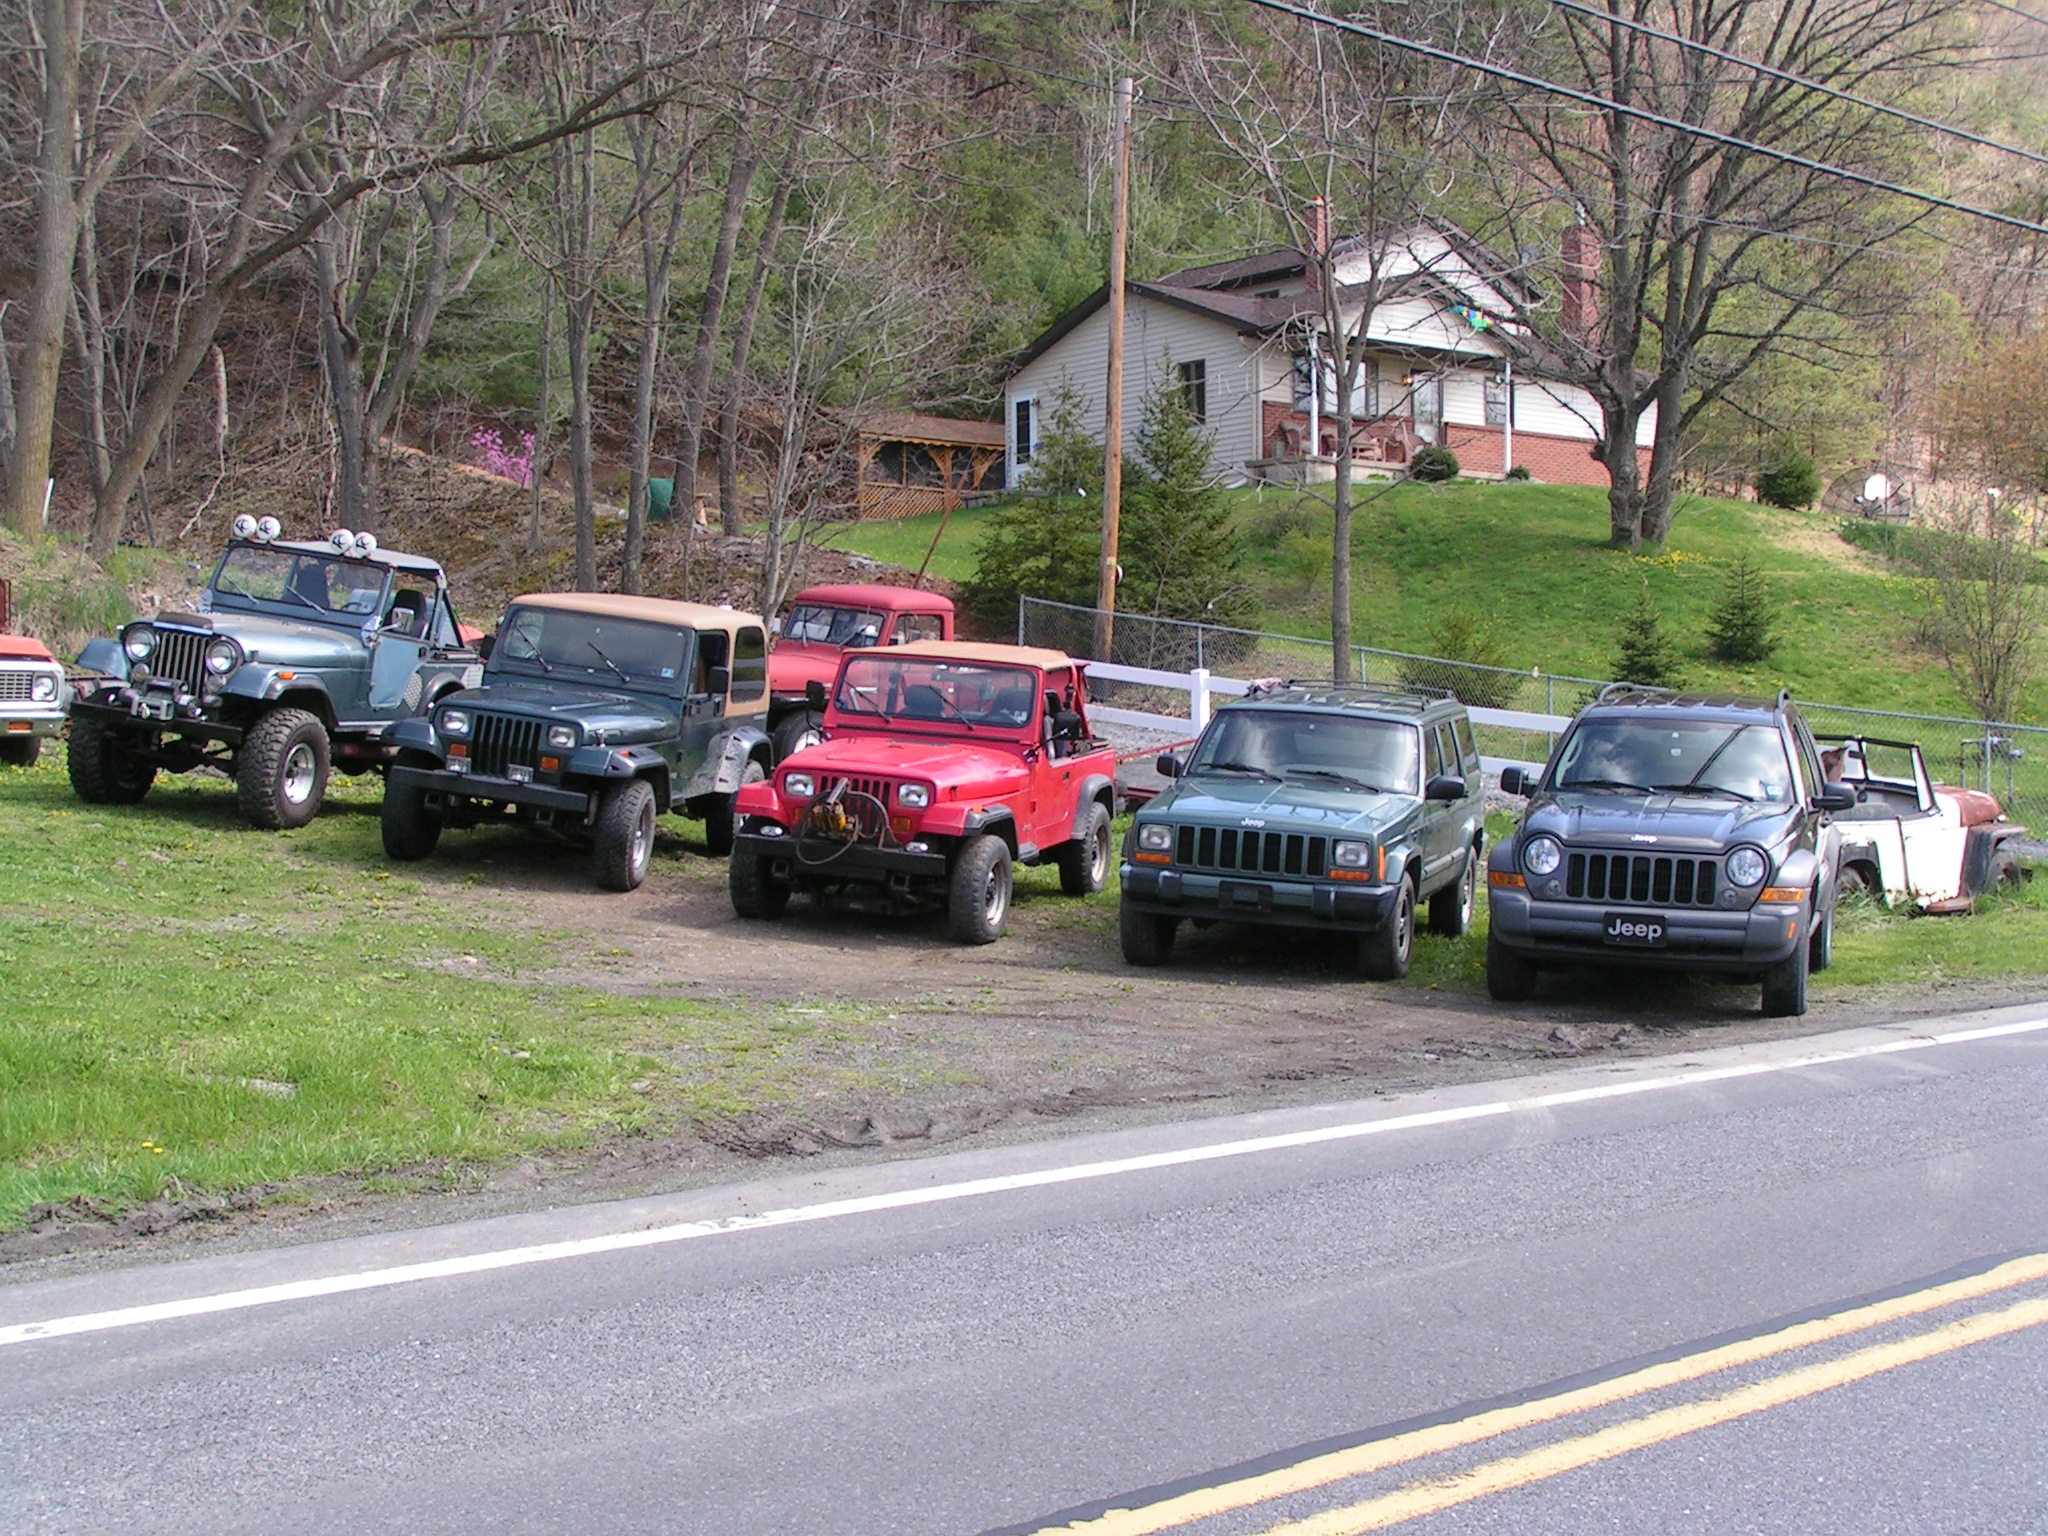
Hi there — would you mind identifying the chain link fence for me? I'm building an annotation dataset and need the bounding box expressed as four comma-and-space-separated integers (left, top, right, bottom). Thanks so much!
1020, 596, 2048, 827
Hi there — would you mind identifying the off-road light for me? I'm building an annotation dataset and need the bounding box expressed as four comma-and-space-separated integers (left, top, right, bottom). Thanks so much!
545, 724, 576, 750
204, 639, 241, 676
897, 782, 930, 809
31, 672, 59, 702
784, 771, 816, 799
232, 514, 258, 539
330, 528, 354, 552
1522, 835, 1563, 877
129, 663, 149, 686
439, 709, 471, 737
1136, 823, 1173, 853
353, 533, 378, 555
1726, 846, 1768, 887
255, 516, 281, 541
1333, 839, 1373, 869
121, 624, 156, 661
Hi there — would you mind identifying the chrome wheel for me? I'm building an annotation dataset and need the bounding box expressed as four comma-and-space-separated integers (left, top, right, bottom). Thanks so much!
629, 800, 652, 881
982, 862, 1010, 928
281, 743, 318, 806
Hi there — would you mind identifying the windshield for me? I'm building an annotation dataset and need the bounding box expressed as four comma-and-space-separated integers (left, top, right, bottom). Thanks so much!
212, 547, 390, 618
1554, 718, 1795, 802
834, 656, 1038, 728
1189, 709, 1420, 794
492, 606, 689, 685
784, 604, 885, 647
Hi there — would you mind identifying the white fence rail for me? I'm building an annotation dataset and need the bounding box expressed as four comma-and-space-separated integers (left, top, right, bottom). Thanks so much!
1084, 661, 1568, 772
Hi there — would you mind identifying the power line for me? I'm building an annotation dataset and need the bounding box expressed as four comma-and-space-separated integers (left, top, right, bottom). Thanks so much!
1244, 0, 2048, 239
1546, 0, 2048, 170
1978, 0, 2048, 27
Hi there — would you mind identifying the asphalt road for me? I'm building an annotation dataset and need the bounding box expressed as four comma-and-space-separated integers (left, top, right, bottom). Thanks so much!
5, 1004, 2047, 1536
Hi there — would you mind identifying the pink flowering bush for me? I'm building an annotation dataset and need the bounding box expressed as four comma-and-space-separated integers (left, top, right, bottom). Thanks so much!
470, 427, 536, 487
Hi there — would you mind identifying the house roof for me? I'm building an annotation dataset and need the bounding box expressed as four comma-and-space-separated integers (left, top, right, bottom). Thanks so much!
850, 412, 1005, 450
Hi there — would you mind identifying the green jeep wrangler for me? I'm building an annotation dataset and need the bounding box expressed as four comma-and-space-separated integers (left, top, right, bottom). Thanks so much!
1118, 683, 1486, 979
380, 593, 773, 890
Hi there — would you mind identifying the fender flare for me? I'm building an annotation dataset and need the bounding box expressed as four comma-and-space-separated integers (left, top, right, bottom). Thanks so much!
1775, 848, 1819, 891
681, 726, 773, 802
387, 717, 441, 756
962, 806, 1019, 855
77, 637, 126, 677
223, 667, 337, 725
1069, 773, 1115, 840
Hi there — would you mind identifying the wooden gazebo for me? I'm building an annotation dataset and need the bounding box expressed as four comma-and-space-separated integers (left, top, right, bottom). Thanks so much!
849, 413, 1006, 520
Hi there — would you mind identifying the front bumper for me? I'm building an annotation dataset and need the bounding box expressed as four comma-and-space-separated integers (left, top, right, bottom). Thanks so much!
1119, 862, 1402, 932
389, 763, 594, 819
69, 689, 245, 747
1488, 889, 1806, 972
735, 825, 951, 884
2, 707, 64, 740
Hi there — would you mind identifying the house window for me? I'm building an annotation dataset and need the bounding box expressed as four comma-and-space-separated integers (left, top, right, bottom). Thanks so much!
1013, 397, 1035, 463
1176, 359, 1208, 423
1484, 375, 1511, 427
1410, 373, 1442, 441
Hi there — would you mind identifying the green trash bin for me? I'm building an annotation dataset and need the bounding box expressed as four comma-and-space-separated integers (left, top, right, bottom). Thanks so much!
646, 477, 675, 523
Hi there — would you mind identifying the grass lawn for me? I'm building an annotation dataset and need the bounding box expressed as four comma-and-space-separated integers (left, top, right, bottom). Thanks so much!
824, 481, 2040, 722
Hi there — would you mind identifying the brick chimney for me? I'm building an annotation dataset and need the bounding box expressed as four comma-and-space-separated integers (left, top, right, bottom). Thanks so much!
1304, 195, 1329, 292
1561, 216, 1600, 342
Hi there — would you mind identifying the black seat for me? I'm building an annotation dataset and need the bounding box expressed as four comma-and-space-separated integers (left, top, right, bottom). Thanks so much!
900, 683, 948, 719
387, 588, 429, 637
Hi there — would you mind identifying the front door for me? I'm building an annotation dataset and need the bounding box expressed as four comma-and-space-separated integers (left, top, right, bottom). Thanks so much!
367, 633, 424, 713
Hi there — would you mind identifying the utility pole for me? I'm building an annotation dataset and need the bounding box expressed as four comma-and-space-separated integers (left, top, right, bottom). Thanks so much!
1094, 75, 1134, 664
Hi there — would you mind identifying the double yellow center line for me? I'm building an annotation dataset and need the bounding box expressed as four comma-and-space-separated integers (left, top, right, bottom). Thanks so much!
1023, 1252, 2048, 1536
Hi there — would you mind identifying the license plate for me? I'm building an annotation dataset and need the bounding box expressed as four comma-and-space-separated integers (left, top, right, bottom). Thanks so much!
1603, 912, 1667, 947
1218, 880, 1273, 912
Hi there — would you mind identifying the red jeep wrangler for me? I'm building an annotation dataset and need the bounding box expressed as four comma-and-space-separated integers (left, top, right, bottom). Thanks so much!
766, 583, 953, 760
728, 640, 1117, 943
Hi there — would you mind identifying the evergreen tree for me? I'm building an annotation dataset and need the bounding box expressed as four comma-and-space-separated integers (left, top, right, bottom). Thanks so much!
963, 378, 1102, 633
1708, 551, 1780, 664
1755, 447, 1821, 509
1611, 583, 1685, 688
1121, 358, 1254, 628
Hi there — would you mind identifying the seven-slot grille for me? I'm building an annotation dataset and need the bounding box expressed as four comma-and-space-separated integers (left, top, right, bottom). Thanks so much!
0, 671, 44, 702
148, 628, 210, 694
469, 712, 543, 778
1565, 851, 1719, 906
821, 775, 893, 806
1174, 825, 1329, 879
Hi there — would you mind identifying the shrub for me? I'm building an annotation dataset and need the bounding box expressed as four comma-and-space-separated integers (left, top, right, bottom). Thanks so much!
1610, 584, 1685, 688
1756, 448, 1821, 510
1504, 464, 1532, 481
1707, 551, 1780, 664
1409, 445, 1460, 483
1397, 607, 1526, 709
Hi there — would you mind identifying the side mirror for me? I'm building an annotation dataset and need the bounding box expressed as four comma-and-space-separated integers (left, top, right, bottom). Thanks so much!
768, 615, 783, 637
1156, 753, 1182, 779
805, 678, 827, 710
384, 607, 416, 633
475, 634, 494, 661
1425, 773, 1467, 803
707, 665, 731, 696
1815, 780, 1857, 813
1498, 765, 1528, 797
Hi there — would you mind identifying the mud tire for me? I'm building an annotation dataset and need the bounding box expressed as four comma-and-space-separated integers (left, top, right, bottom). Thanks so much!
0, 735, 41, 769
771, 711, 824, 763
1761, 937, 1810, 1018
591, 778, 657, 891
1058, 801, 1112, 896
380, 761, 442, 861
1358, 875, 1416, 980
67, 717, 156, 805
1427, 848, 1476, 937
1118, 903, 1177, 966
703, 758, 765, 857
728, 841, 791, 920
947, 834, 1012, 944
236, 708, 330, 829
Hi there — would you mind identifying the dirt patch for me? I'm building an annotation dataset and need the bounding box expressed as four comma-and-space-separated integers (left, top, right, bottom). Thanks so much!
11, 823, 2043, 1275
1763, 511, 1889, 577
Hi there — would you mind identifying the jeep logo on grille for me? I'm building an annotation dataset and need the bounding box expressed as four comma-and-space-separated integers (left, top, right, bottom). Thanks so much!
1604, 913, 1666, 946
1241, 817, 1266, 828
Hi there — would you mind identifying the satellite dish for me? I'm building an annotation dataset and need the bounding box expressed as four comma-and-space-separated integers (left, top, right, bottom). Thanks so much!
1862, 472, 1891, 503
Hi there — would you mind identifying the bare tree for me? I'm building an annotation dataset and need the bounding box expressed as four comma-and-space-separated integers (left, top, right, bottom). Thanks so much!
1182, 3, 1468, 679
1918, 495, 2045, 727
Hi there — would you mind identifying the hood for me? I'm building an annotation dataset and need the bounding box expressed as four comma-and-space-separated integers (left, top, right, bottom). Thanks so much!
446, 677, 680, 739
164, 612, 365, 669
1523, 789, 1799, 851
0, 635, 56, 662
784, 732, 1031, 793
768, 645, 842, 697
1148, 773, 1412, 837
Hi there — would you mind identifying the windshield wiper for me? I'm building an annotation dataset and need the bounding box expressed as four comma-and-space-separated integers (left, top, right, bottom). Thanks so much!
1560, 777, 1653, 793
585, 640, 630, 684
511, 648, 553, 673
1286, 766, 1381, 791
1201, 760, 1282, 781
273, 585, 324, 612
1651, 782, 1756, 802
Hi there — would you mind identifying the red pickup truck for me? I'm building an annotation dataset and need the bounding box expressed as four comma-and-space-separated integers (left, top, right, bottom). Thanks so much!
729, 640, 1118, 943
766, 583, 954, 759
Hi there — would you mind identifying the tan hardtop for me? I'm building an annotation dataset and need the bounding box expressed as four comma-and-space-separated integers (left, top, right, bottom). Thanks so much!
882, 639, 1079, 673
511, 592, 765, 633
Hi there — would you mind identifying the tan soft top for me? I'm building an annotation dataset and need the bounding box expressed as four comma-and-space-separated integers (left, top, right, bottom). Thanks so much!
512, 592, 765, 631
883, 639, 1077, 672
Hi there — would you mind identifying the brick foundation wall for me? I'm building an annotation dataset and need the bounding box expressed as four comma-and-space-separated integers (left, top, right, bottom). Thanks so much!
1255, 405, 1648, 488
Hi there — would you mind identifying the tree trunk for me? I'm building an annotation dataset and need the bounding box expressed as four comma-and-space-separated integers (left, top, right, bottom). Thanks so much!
1638, 367, 1691, 550
311, 229, 370, 532
1600, 396, 1647, 552
676, 141, 758, 536
4, 0, 83, 538
528, 274, 554, 555
624, 170, 688, 595
566, 287, 597, 591
717, 144, 798, 529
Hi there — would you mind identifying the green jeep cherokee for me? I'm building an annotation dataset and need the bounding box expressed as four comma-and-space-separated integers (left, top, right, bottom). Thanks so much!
1118, 684, 1486, 979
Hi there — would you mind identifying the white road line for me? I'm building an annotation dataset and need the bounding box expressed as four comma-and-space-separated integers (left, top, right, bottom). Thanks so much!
5, 1013, 2045, 1349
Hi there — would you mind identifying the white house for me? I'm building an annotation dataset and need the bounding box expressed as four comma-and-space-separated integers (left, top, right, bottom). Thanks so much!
1002, 221, 1654, 491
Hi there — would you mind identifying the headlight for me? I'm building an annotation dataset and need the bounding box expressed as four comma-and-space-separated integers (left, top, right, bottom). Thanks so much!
122, 624, 156, 661
439, 709, 471, 737
1332, 839, 1373, 869
204, 639, 241, 676
1136, 822, 1173, 853
784, 772, 815, 799
545, 724, 577, 750
1726, 846, 1769, 887
31, 672, 59, 702
898, 783, 931, 809
1523, 835, 1563, 877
